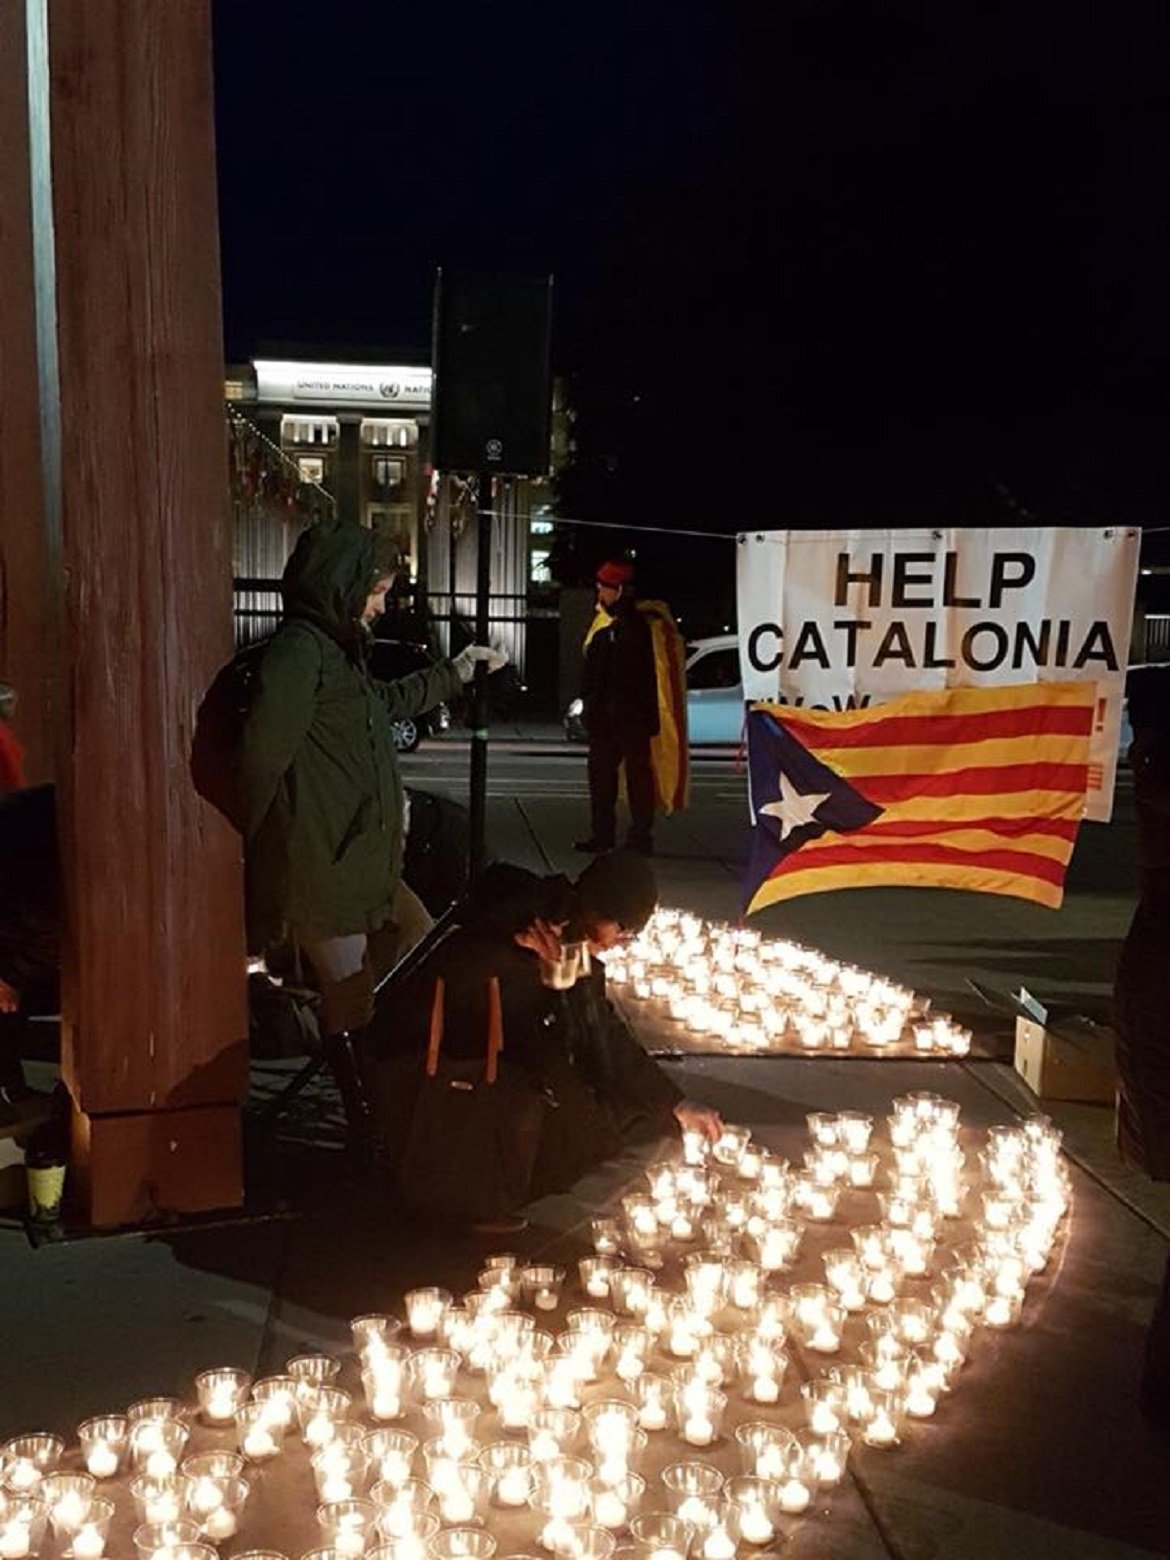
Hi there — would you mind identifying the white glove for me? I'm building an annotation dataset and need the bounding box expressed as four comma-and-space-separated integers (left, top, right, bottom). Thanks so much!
453, 644, 509, 683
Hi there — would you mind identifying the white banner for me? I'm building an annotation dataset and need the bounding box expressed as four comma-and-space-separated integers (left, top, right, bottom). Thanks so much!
736, 527, 1140, 821
253, 358, 433, 409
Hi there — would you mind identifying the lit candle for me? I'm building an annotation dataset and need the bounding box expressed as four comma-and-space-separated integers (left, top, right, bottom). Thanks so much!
638, 1400, 667, 1432
0, 1524, 30, 1560
496, 1467, 530, 1507
85, 1445, 118, 1480
72, 1527, 105, 1560
778, 1477, 811, 1514
682, 1414, 714, 1447
739, 1503, 774, 1543
242, 1425, 280, 1461
202, 1507, 238, 1540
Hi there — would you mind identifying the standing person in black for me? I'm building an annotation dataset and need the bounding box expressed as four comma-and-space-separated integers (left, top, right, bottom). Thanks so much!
576, 558, 659, 856
1113, 664, 1170, 1436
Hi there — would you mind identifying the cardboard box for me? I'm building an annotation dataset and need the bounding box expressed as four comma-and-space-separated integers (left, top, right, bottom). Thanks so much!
1013, 1015, 1117, 1104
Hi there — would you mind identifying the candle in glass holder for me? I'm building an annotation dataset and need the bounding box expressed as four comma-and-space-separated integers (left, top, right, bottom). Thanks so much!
41, 1473, 95, 1539
404, 1288, 451, 1340
317, 1498, 377, 1558
195, 1368, 251, 1425
477, 1442, 532, 1508
578, 1257, 617, 1301
69, 1498, 114, 1560
673, 1381, 726, 1448
526, 1409, 580, 1466
725, 1474, 778, 1543
235, 1405, 283, 1463
78, 1419, 128, 1481
129, 1418, 190, 1479
788, 1284, 844, 1353
632, 1373, 671, 1433
521, 1266, 566, 1313
661, 1461, 723, 1530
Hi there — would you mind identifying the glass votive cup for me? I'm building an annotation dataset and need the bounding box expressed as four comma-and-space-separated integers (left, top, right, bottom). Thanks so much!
288, 1354, 343, 1399
406, 1350, 462, 1405
433, 1465, 490, 1529
189, 1474, 250, 1542
860, 1389, 906, 1448
787, 1284, 845, 1353
578, 1257, 619, 1302
235, 1405, 284, 1463
299, 1387, 354, 1450
182, 1453, 244, 1484
631, 1375, 672, 1434
319, 1496, 379, 1557
0, 1495, 49, 1558
373, 1481, 437, 1542
40, 1473, 95, 1538
418, 1399, 480, 1459
313, 1446, 371, 1505
195, 1369, 251, 1426
588, 1472, 644, 1532
846, 1152, 880, 1188
695, 1505, 744, 1560
426, 1532, 497, 1560
733, 1421, 798, 1482
132, 1520, 201, 1560
476, 1444, 532, 1509
129, 1474, 194, 1527
822, 1249, 869, 1312
548, 1525, 614, 1560
527, 1410, 581, 1465
803, 1430, 850, 1487
2, 1435, 66, 1493
248, 1376, 298, 1433
982, 1288, 1025, 1329
607, 1269, 656, 1321
711, 1124, 751, 1165
660, 1462, 724, 1528
723, 1260, 766, 1312
590, 1218, 623, 1257
743, 1221, 804, 1273
128, 1418, 191, 1479
352, 1316, 403, 1353
405, 1289, 452, 1340
672, 1383, 727, 1448
800, 1376, 848, 1437
725, 1474, 782, 1543
728, 1337, 781, 1404
364, 1431, 418, 1490
627, 1514, 694, 1559
232, 1553, 289, 1560
515, 1267, 561, 1315
530, 1456, 594, 1541
64, 1497, 114, 1560
77, 1419, 128, 1481
362, 1347, 411, 1423
601, 1326, 646, 1387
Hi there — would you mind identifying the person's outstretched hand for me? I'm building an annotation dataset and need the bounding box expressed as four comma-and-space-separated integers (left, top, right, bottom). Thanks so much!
513, 918, 567, 962
453, 644, 509, 683
674, 1099, 723, 1141
0, 978, 19, 1015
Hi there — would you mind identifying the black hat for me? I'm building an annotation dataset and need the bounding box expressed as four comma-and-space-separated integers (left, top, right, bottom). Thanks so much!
576, 849, 657, 934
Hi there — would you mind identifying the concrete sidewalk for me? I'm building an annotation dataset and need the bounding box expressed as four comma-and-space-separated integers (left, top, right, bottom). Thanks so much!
2, 762, 1167, 1560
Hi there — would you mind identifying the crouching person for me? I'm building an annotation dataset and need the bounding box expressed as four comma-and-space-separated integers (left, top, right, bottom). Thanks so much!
362, 850, 721, 1234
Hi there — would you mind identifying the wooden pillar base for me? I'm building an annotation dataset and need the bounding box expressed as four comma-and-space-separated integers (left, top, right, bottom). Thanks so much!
71, 1103, 244, 1229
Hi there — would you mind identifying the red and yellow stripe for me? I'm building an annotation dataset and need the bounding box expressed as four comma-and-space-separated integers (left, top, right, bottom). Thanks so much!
747, 681, 1095, 915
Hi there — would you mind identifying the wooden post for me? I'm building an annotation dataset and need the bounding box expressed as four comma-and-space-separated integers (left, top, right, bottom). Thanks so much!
4, 0, 248, 1225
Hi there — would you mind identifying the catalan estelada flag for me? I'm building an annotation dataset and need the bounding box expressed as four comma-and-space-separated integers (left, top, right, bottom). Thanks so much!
744, 682, 1095, 915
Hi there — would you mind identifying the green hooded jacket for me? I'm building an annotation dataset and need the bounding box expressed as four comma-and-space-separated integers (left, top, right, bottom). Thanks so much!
239, 521, 464, 948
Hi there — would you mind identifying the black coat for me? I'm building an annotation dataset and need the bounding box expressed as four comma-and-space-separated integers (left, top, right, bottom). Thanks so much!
581, 596, 660, 738
0, 786, 58, 993
364, 863, 682, 1198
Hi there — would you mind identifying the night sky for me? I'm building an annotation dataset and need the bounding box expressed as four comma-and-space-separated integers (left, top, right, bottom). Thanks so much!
214, 1, 1170, 552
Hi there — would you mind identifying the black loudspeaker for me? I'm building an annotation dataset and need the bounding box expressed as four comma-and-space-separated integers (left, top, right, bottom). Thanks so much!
431, 270, 553, 476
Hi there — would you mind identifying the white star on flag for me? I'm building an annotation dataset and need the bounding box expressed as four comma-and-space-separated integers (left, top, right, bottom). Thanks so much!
760, 771, 832, 840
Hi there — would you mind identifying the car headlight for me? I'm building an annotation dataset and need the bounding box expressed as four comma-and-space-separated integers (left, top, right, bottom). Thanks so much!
567, 697, 583, 718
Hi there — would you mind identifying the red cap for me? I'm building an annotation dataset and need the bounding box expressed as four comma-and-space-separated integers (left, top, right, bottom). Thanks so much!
596, 559, 635, 588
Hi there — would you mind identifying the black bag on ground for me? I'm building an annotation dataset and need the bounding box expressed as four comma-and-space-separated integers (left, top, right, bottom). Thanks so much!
368, 975, 544, 1223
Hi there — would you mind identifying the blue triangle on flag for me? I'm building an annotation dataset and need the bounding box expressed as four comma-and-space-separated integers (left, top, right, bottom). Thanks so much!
744, 708, 885, 906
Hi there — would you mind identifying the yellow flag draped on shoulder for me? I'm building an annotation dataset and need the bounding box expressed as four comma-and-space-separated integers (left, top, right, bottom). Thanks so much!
583, 600, 689, 814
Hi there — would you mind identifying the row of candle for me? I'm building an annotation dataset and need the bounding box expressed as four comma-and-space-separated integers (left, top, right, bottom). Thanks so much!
0, 1099, 1068, 1560
603, 908, 972, 1055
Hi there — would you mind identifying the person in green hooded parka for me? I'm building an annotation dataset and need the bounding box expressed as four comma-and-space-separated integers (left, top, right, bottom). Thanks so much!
239, 519, 505, 1039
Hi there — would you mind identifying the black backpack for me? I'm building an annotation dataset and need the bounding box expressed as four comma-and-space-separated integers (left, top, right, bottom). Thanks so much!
190, 638, 270, 832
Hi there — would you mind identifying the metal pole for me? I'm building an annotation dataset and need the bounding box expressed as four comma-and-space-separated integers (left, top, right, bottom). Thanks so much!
468, 474, 492, 882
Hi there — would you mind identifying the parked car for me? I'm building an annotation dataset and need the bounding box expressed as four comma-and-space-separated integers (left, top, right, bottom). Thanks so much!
564, 634, 746, 746
368, 638, 452, 753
